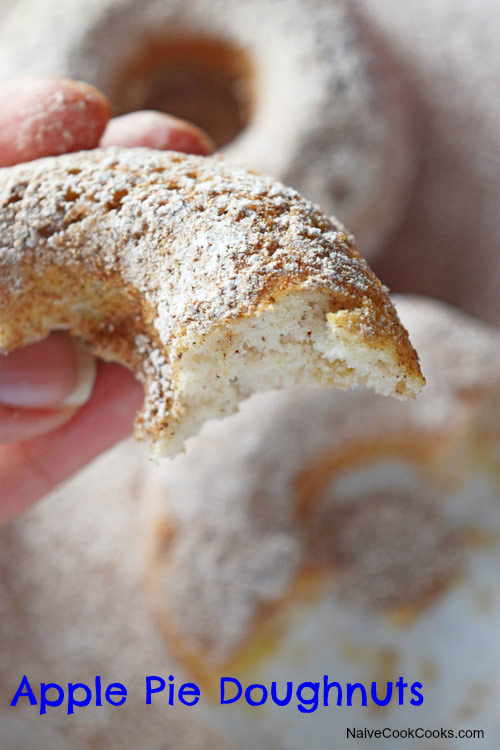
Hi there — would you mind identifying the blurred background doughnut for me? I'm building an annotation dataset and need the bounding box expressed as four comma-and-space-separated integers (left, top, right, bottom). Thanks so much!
142, 296, 500, 745
0, 440, 238, 750
0, 0, 416, 258
3, 296, 500, 748
361, 0, 500, 325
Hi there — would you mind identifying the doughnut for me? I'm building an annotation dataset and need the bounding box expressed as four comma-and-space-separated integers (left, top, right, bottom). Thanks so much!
361, 0, 500, 325
1, 297, 500, 748
0, 0, 416, 257
0, 147, 423, 456
145, 295, 500, 692
0, 440, 237, 750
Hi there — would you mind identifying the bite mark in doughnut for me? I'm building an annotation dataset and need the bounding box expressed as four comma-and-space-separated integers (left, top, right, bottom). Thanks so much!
144, 296, 500, 683
0, 147, 423, 456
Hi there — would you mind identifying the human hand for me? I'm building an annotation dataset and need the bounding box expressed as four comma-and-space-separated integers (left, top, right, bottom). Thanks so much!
0, 76, 213, 526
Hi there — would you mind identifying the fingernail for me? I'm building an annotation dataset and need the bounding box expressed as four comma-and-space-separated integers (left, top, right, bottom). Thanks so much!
100, 111, 215, 155
0, 334, 96, 410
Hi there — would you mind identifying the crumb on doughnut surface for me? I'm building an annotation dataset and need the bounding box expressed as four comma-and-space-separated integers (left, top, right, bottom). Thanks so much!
0, 148, 424, 456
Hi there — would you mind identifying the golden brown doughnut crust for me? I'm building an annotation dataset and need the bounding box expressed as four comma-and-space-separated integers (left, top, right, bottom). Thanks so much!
0, 148, 423, 454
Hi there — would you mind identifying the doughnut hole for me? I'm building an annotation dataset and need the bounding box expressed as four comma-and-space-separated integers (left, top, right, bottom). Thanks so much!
110, 37, 253, 149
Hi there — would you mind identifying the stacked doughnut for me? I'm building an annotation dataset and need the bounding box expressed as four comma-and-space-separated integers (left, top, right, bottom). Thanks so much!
361, 0, 500, 325
0, 0, 416, 257
143, 296, 500, 744
0, 441, 237, 750
2, 297, 500, 749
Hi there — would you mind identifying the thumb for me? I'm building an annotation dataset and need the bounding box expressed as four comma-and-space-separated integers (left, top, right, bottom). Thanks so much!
0, 76, 111, 167
0, 334, 96, 443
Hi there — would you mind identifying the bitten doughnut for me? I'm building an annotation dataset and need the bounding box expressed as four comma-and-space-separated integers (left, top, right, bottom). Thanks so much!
145, 296, 500, 690
0, 147, 422, 456
1, 297, 497, 749
2, 2, 499, 746
0, 0, 415, 256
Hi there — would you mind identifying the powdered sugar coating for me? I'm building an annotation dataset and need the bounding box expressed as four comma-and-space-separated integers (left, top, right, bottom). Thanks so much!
0, 147, 422, 452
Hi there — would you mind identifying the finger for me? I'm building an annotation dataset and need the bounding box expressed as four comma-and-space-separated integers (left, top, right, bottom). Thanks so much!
0, 76, 111, 167
100, 110, 214, 155
0, 334, 96, 444
0, 405, 79, 445
0, 361, 143, 526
